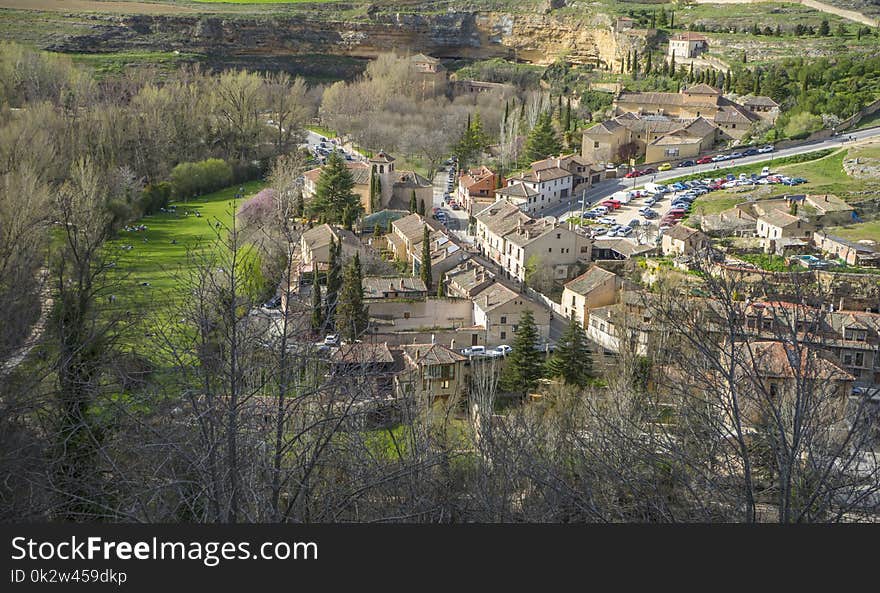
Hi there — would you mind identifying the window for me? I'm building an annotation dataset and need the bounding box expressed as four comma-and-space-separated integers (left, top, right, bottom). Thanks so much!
500, 331, 506, 340
548, 248, 552, 253
855, 352, 865, 367
593, 141, 599, 148
842, 352, 853, 366
581, 246, 589, 253
557, 233, 561, 239
762, 318, 773, 330
404, 311, 410, 319
500, 316, 507, 324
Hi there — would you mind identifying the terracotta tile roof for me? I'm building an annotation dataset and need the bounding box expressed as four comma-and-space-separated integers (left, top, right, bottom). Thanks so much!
332, 342, 394, 365
759, 210, 804, 229
664, 224, 703, 242
473, 282, 519, 313
671, 33, 708, 42
301, 223, 337, 250
402, 343, 466, 365
742, 341, 853, 381
392, 213, 427, 243
743, 96, 779, 108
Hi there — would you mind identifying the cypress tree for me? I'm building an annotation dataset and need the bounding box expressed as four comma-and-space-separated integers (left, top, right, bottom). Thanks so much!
335, 259, 369, 343
325, 237, 341, 326
645, 51, 652, 74
564, 97, 572, 131
418, 198, 426, 216
669, 53, 676, 78
310, 274, 324, 333
500, 309, 543, 393
409, 190, 417, 213
670, 10, 674, 29
420, 225, 433, 291
545, 314, 592, 387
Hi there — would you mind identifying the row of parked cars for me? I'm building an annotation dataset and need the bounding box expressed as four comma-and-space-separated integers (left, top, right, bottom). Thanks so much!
621, 145, 776, 177
460, 343, 556, 359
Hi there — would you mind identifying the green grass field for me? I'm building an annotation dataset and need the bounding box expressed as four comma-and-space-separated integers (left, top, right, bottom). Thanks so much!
825, 219, 880, 244
105, 181, 265, 347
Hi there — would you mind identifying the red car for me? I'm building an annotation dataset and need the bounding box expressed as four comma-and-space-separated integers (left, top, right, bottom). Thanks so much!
601, 199, 622, 209
623, 170, 643, 178
696, 156, 714, 165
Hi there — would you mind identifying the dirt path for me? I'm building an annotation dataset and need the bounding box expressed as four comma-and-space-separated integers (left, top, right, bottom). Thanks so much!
0, 0, 197, 14
0, 270, 52, 379
693, 0, 879, 27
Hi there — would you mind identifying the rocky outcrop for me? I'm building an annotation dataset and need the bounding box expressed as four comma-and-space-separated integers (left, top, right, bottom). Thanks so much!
45, 10, 641, 69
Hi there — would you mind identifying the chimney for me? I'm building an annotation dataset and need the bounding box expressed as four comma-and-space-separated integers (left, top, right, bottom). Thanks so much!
450, 339, 455, 350
484, 295, 490, 308
431, 334, 435, 345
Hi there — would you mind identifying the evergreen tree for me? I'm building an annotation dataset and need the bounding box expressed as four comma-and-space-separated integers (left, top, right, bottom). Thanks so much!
658, 7, 667, 27
309, 151, 362, 224
500, 310, 543, 393
651, 10, 656, 29
325, 237, 342, 326
455, 112, 488, 169
775, 24, 782, 36
669, 53, 676, 77
436, 277, 444, 298
545, 314, 592, 387
418, 198, 426, 216
819, 19, 830, 36
310, 273, 324, 332
670, 10, 674, 28
632, 49, 639, 77
335, 259, 369, 343
373, 221, 382, 239
523, 111, 562, 163
742, 50, 748, 64
564, 97, 572, 131
503, 100, 509, 126
420, 225, 433, 291
294, 190, 304, 218
645, 51, 652, 74
409, 190, 417, 213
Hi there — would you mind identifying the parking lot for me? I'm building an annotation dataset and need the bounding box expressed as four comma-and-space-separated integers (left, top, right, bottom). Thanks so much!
581, 167, 809, 245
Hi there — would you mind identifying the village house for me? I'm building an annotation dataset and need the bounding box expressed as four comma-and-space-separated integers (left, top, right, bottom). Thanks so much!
561, 265, 622, 326
531, 153, 604, 192
813, 232, 880, 268
591, 237, 657, 260
585, 290, 657, 356
411, 228, 467, 284
362, 276, 428, 301
457, 165, 503, 214
395, 343, 468, 401
742, 96, 781, 122
742, 302, 880, 386
667, 32, 708, 60
474, 201, 591, 283
582, 112, 720, 164
299, 224, 363, 269
661, 225, 711, 258
444, 260, 496, 299
499, 166, 574, 214
798, 194, 855, 226
610, 84, 763, 142
329, 343, 398, 397
472, 282, 551, 346
386, 213, 429, 263
756, 210, 814, 253
409, 53, 448, 97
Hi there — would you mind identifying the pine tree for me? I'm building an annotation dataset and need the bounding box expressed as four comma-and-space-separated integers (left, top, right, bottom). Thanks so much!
409, 190, 417, 213
545, 314, 592, 387
819, 19, 830, 36
335, 259, 368, 343
309, 151, 362, 224
373, 222, 382, 239
523, 111, 562, 163
325, 237, 342, 326
420, 225, 433, 291
500, 309, 543, 393
310, 273, 324, 332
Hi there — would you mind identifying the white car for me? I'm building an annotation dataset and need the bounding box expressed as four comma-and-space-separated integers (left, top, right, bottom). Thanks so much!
323, 334, 339, 346
598, 216, 617, 225
461, 345, 487, 357
494, 344, 512, 357
758, 145, 775, 154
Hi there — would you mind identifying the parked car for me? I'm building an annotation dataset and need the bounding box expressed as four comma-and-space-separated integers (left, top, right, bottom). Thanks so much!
644, 197, 657, 206
617, 226, 634, 236
494, 345, 512, 357
627, 219, 640, 227
601, 199, 622, 209
263, 295, 282, 309
641, 167, 657, 175
658, 162, 672, 171
323, 334, 339, 346
678, 160, 696, 168
758, 145, 775, 153
461, 345, 487, 357
598, 216, 617, 225
729, 152, 744, 159
742, 148, 759, 156
696, 156, 714, 165
623, 170, 643, 178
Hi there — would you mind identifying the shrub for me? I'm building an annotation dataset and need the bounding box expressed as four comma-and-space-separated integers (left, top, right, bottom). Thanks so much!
170, 158, 233, 199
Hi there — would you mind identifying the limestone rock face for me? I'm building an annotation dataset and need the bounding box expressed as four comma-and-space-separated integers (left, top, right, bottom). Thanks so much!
46, 9, 643, 69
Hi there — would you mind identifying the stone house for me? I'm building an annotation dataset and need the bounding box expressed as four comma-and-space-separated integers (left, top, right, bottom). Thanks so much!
661, 224, 711, 257
561, 265, 622, 326
472, 282, 551, 346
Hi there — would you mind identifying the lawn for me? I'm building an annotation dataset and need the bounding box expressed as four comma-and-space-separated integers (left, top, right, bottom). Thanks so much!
824, 219, 880, 244
105, 180, 265, 348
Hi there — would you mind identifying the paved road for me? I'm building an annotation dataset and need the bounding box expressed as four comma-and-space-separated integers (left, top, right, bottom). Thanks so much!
431, 167, 472, 243
546, 126, 880, 221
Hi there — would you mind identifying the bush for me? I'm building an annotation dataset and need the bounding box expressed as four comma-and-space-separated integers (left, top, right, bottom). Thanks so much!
169, 158, 233, 199
139, 181, 172, 215
783, 112, 824, 139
